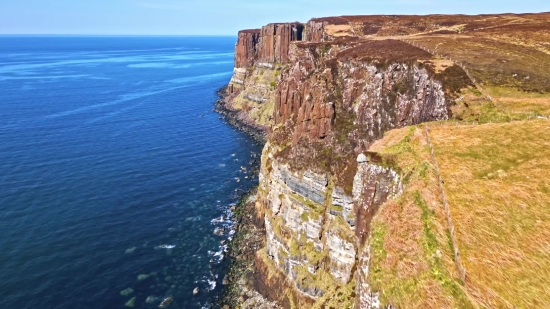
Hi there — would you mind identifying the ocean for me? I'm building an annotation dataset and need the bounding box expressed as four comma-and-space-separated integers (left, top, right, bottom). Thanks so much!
0, 36, 261, 309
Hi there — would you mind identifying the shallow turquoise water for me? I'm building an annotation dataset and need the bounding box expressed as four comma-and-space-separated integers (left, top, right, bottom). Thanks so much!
0, 36, 260, 309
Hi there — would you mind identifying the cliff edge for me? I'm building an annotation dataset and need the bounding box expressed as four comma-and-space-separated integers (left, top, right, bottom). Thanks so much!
220, 12, 550, 309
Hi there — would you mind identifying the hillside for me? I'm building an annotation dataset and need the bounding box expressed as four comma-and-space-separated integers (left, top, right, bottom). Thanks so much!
219, 12, 550, 309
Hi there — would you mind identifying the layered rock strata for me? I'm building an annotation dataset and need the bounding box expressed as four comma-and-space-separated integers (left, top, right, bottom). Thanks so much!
221, 14, 474, 309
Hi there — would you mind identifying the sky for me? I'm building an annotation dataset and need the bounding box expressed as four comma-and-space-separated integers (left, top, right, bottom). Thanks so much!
0, 0, 548, 35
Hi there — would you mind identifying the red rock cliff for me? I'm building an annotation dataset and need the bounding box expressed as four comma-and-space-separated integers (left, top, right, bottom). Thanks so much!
234, 23, 304, 68
235, 29, 261, 68
223, 12, 550, 309
257, 23, 304, 63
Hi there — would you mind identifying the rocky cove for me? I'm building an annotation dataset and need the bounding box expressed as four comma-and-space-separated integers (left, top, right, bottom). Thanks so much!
217, 13, 550, 309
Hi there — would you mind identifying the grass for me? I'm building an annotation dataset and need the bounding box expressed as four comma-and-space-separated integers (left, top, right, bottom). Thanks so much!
367, 118, 550, 308
367, 126, 472, 308
290, 192, 324, 217
484, 86, 550, 118
229, 65, 280, 127
451, 85, 550, 124
412, 36, 550, 93
252, 12, 550, 308
429, 120, 550, 308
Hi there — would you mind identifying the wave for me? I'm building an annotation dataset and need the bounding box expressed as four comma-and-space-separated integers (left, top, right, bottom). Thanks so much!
0, 53, 234, 75
73, 71, 229, 123
166, 71, 232, 84
127, 60, 233, 69
127, 62, 175, 68
0, 74, 90, 81
46, 85, 189, 119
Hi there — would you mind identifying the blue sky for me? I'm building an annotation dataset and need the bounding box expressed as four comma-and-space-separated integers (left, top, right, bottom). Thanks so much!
1, 0, 548, 35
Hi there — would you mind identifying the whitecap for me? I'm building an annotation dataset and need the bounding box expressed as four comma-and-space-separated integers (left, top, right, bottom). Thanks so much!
207, 279, 217, 291
127, 62, 175, 69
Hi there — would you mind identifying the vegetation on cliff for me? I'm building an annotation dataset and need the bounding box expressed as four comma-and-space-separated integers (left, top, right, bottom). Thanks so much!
221, 11, 550, 309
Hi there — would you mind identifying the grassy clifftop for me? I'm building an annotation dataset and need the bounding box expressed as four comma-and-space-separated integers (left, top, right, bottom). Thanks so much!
226, 12, 550, 308
367, 119, 550, 308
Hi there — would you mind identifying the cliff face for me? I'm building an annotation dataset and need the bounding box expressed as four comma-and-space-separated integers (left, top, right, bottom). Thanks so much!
275, 41, 449, 143
219, 23, 306, 138
223, 13, 550, 309
235, 29, 261, 68
252, 36, 459, 307
258, 23, 304, 64
224, 18, 464, 309
234, 23, 304, 69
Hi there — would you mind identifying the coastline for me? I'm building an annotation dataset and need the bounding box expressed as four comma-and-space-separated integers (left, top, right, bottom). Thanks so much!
213, 87, 279, 308
216, 190, 280, 309
214, 86, 268, 145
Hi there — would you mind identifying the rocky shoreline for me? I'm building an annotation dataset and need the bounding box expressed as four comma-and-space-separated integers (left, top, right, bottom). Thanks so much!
214, 86, 268, 145
217, 190, 280, 309
213, 87, 279, 308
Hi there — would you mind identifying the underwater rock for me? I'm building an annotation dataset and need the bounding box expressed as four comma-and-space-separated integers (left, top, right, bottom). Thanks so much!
159, 297, 174, 308
125, 247, 136, 254
156, 245, 176, 249
120, 288, 134, 296
138, 274, 150, 281
145, 296, 156, 304
213, 227, 225, 236
125, 297, 136, 307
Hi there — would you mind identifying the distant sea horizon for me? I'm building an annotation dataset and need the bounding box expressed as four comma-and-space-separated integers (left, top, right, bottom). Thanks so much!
0, 34, 237, 37
0, 35, 259, 309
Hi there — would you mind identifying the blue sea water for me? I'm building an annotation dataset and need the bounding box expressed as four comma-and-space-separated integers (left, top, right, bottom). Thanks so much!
0, 36, 261, 309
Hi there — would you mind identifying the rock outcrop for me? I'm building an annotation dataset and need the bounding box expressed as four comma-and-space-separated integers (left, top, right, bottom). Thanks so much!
221, 13, 481, 309
218, 22, 306, 140
235, 29, 261, 68
258, 23, 304, 64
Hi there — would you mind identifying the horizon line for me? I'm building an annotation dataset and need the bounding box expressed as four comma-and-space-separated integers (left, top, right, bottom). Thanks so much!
0, 34, 237, 37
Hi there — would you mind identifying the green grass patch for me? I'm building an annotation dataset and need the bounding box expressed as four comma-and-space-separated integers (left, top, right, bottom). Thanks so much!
413, 191, 473, 308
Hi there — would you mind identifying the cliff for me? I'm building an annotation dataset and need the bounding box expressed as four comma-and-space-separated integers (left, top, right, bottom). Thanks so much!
220, 12, 550, 309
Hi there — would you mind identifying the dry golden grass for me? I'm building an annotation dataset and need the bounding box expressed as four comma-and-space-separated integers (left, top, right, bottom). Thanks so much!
412, 36, 550, 92
367, 126, 474, 308
425, 58, 455, 73
450, 85, 550, 124
429, 120, 550, 308
366, 118, 550, 308
325, 24, 353, 37
485, 86, 550, 118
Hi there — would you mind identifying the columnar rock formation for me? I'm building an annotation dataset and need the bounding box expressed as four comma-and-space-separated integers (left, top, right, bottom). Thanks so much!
235, 29, 261, 68
220, 22, 307, 137
225, 20, 463, 309
258, 23, 304, 63
234, 23, 305, 69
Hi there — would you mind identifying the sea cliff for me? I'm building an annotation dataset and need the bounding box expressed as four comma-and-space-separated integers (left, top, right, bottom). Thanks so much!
219, 12, 550, 308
